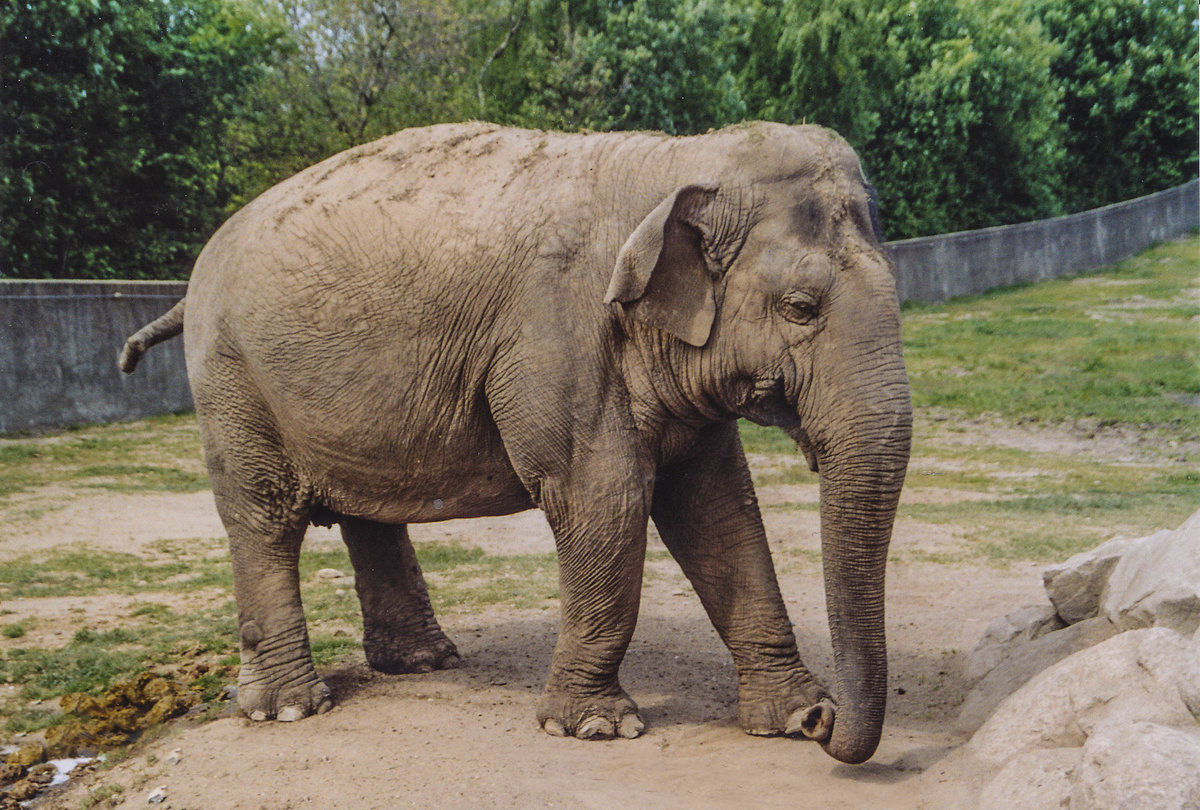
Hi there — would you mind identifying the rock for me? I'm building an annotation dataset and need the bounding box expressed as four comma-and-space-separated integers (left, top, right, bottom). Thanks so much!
4, 741, 45, 768
2, 777, 39, 802
967, 628, 1196, 768
24, 763, 55, 786
1101, 509, 1200, 635
957, 616, 1118, 734
1070, 721, 1200, 809
1042, 534, 1133, 624
0, 763, 23, 786
164, 748, 182, 766
978, 747, 1080, 810
1184, 626, 1200, 718
147, 785, 168, 804
964, 604, 1066, 682
316, 568, 346, 579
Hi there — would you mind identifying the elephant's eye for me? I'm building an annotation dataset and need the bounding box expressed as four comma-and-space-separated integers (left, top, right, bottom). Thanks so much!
780, 291, 820, 325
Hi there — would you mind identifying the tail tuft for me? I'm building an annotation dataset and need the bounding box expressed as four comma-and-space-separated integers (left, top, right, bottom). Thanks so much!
118, 298, 186, 374
118, 338, 147, 373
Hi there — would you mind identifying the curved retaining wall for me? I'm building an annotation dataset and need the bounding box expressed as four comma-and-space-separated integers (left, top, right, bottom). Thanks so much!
1, 180, 1196, 433
889, 180, 1199, 303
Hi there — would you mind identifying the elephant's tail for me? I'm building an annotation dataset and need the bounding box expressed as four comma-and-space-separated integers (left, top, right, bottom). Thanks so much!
119, 298, 186, 373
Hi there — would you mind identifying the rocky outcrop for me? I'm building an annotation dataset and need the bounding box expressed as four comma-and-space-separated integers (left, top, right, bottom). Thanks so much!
963, 604, 1065, 682
964, 509, 1200, 697
964, 627, 1200, 808
1042, 535, 1134, 625
967, 628, 1199, 767
1071, 721, 1200, 810
1043, 509, 1200, 635
957, 616, 1118, 734
954, 511, 1200, 809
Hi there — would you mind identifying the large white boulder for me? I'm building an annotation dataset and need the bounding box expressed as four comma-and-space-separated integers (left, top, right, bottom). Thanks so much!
964, 604, 1065, 682
977, 747, 1080, 810
1042, 535, 1134, 624
1069, 720, 1200, 809
956, 616, 1117, 734
967, 627, 1198, 769
1041, 509, 1200, 633
1101, 509, 1200, 635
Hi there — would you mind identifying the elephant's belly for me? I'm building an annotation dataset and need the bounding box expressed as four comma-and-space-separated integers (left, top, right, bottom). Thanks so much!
301, 437, 534, 525
370, 469, 535, 524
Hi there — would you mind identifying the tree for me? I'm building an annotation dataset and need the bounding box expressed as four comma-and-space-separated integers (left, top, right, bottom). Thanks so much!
1038, 0, 1199, 211
0, 0, 280, 278
480, 0, 747, 134
226, 0, 484, 203
739, 0, 1066, 239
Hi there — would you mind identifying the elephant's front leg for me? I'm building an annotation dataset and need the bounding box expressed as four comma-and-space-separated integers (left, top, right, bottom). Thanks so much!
536, 472, 653, 741
341, 518, 461, 674
652, 422, 834, 741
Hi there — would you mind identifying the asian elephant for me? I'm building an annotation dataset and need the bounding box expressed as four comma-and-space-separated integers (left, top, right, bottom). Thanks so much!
120, 121, 911, 764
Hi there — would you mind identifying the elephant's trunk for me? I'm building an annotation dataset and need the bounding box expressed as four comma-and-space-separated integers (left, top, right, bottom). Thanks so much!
809, 377, 911, 764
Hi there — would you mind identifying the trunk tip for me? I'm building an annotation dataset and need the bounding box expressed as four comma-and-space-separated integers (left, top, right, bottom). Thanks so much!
821, 723, 882, 764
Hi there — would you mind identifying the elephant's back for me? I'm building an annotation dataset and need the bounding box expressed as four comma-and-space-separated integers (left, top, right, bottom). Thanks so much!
184, 124, 676, 352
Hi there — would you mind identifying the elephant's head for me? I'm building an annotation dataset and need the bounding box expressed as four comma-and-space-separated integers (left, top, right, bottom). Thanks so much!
606, 125, 911, 764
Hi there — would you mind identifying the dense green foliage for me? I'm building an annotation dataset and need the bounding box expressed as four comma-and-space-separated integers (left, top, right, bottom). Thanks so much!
737, 0, 1067, 237
1038, 0, 1199, 211
2, 0, 1195, 277
479, 0, 748, 134
0, 0, 281, 278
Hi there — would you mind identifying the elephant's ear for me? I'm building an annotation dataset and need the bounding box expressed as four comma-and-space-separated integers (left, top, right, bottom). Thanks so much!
605, 183, 721, 348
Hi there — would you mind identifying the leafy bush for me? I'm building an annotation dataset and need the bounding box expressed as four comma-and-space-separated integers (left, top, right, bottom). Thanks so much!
0, 0, 281, 278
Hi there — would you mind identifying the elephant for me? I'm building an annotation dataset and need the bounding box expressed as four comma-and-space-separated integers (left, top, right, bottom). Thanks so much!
120, 121, 911, 765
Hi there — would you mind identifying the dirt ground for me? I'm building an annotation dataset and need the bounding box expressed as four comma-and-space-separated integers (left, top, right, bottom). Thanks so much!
3, 467, 1062, 810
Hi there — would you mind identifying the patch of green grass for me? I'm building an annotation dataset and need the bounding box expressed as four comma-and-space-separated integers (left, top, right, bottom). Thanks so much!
2, 645, 148, 701
0, 597, 238, 733
5, 705, 62, 735
981, 531, 1109, 563
72, 464, 209, 494
422, 546, 560, 612
310, 635, 361, 667
739, 421, 799, 456
902, 237, 1200, 431
417, 542, 488, 571
2, 621, 29, 639
297, 548, 354, 579
0, 548, 231, 599
0, 412, 205, 501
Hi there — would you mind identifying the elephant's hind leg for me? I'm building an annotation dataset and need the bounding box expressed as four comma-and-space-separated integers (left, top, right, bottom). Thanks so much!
201, 413, 333, 722
340, 518, 461, 674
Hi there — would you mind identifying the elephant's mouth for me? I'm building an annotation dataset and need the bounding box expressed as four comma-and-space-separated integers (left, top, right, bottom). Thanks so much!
738, 376, 790, 424
737, 377, 819, 472
787, 425, 820, 472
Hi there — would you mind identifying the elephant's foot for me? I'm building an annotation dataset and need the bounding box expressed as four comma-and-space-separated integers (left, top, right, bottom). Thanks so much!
537, 689, 645, 740
238, 661, 334, 722
738, 671, 835, 742
362, 625, 461, 675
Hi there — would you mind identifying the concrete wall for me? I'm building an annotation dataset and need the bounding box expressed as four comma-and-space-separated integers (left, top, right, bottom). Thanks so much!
0, 281, 189, 433
889, 180, 1199, 303
1, 180, 1196, 433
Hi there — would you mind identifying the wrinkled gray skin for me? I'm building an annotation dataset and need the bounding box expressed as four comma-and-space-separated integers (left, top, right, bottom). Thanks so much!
122, 122, 911, 764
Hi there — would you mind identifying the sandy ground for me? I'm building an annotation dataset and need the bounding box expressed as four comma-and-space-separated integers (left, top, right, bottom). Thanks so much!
0, 473, 1059, 810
